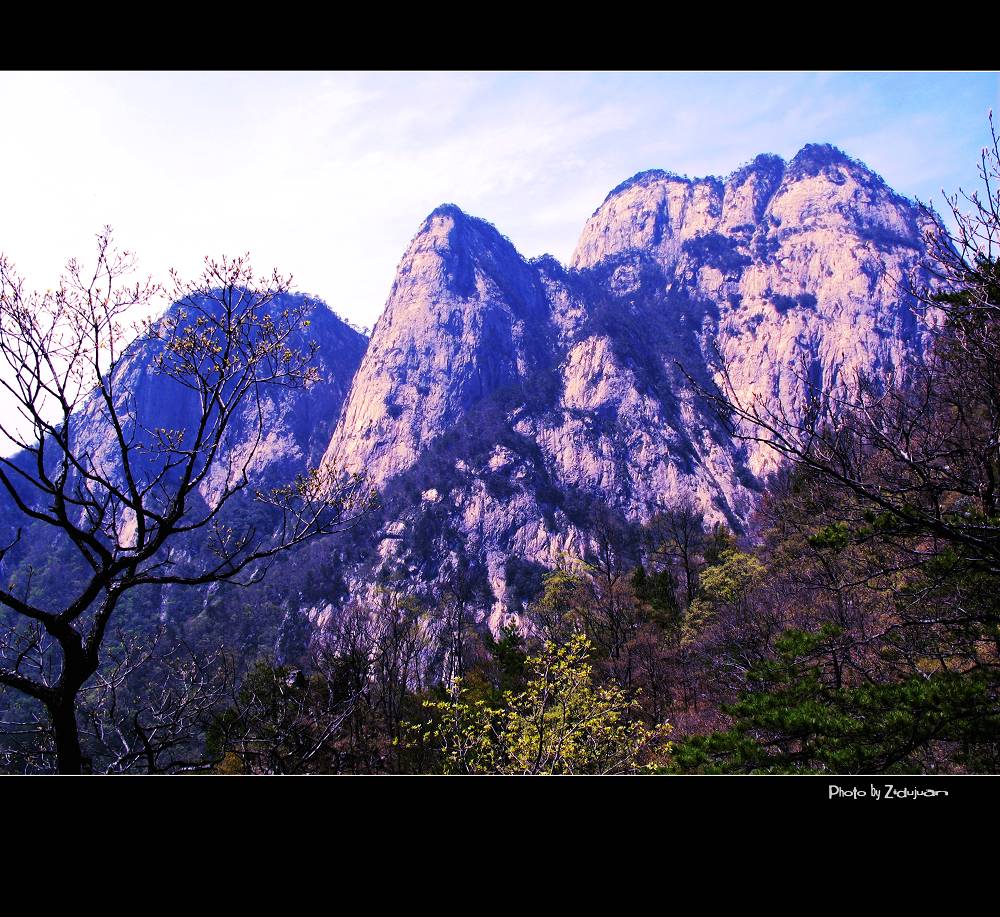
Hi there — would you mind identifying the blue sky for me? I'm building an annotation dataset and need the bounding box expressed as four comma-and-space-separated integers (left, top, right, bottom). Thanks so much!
0, 71, 996, 334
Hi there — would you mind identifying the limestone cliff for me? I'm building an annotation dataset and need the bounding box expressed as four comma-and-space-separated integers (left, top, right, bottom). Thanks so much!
323, 205, 551, 482
316, 144, 935, 626
1, 144, 938, 651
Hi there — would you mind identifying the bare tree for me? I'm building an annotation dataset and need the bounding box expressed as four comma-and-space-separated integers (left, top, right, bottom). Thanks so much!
0, 230, 373, 773
315, 588, 432, 772
207, 654, 359, 775
0, 622, 234, 773
573, 503, 641, 662
79, 632, 235, 774
644, 500, 707, 610
438, 555, 492, 685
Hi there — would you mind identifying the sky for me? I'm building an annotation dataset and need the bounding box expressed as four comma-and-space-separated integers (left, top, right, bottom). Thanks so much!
0, 71, 997, 451
1, 71, 996, 333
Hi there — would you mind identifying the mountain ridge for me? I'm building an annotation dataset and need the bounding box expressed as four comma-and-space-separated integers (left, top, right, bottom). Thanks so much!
306, 143, 936, 629
0, 143, 941, 653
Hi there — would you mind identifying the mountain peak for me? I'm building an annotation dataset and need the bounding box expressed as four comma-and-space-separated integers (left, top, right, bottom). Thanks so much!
793, 141, 851, 160
413, 203, 518, 259
422, 202, 509, 238
728, 152, 785, 185
601, 169, 690, 207
324, 202, 550, 483
787, 142, 868, 179
427, 202, 471, 223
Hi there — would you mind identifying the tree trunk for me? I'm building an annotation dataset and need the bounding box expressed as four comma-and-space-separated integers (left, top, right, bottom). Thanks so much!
51, 700, 85, 775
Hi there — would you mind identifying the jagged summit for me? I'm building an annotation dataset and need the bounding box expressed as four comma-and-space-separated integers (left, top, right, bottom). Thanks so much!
599, 169, 692, 209
425, 202, 498, 227
788, 142, 859, 175
598, 153, 789, 215
419, 203, 513, 246
323, 195, 551, 484
782, 143, 913, 210
600, 156, 789, 211
7, 141, 942, 642
746, 151, 785, 170
590, 145, 889, 223
428, 202, 468, 220
728, 152, 785, 185
305, 141, 935, 626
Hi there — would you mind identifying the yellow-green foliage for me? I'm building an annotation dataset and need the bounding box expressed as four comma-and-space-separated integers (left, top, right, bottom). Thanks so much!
697, 549, 765, 604
685, 548, 765, 639
402, 633, 671, 774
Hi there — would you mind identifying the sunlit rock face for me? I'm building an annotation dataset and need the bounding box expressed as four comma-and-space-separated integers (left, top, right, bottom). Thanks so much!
572, 145, 934, 479
0, 144, 940, 657
323, 205, 552, 483
319, 145, 935, 622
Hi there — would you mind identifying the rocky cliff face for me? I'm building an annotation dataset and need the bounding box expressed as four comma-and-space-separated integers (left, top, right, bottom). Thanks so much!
1, 144, 938, 656
0, 292, 369, 663
316, 143, 935, 629
323, 206, 552, 483
0, 294, 366, 556
570, 145, 933, 478
72, 292, 368, 508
